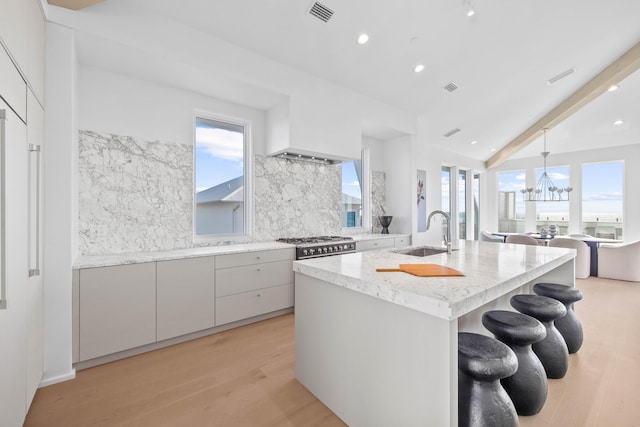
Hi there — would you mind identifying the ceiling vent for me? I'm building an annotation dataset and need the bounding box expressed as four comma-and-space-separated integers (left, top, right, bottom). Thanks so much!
308, 1, 334, 22
444, 128, 461, 138
443, 82, 460, 93
548, 67, 576, 85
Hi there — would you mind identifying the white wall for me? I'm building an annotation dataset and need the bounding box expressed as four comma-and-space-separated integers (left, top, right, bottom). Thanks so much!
487, 144, 640, 242
42, 22, 77, 386
78, 65, 268, 153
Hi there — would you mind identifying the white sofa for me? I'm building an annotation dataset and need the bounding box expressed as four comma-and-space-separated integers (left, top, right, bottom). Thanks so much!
480, 231, 504, 243
597, 240, 640, 282
549, 237, 591, 279
505, 234, 539, 246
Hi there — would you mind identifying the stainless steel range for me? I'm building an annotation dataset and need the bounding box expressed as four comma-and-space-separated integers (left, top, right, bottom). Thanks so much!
277, 236, 356, 260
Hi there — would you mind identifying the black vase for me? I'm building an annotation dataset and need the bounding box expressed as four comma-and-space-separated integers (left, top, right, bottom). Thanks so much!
378, 216, 393, 234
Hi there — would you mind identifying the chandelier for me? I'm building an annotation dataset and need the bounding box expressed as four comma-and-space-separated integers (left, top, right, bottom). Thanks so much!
521, 128, 572, 202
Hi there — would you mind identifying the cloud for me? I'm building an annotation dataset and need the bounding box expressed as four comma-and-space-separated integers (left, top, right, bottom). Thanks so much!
196, 127, 244, 162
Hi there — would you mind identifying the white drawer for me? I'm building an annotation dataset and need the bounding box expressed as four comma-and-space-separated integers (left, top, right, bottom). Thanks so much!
357, 238, 394, 252
394, 236, 411, 248
216, 260, 293, 297
215, 283, 294, 326
216, 248, 294, 269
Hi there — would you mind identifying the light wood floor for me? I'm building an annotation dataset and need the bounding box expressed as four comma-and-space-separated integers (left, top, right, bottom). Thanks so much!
25, 276, 640, 426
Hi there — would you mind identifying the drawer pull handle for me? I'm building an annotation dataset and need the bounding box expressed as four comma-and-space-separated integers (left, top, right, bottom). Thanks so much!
257, 293, 261, 297
257, 267, 261, 271
256, 256, 261, 260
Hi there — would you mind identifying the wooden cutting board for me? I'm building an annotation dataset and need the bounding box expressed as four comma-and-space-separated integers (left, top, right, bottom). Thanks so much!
376, 264, 464, 277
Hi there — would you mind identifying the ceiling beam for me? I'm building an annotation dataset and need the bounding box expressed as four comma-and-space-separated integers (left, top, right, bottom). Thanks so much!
47, 0, 107, 10
486, 41, 640, 169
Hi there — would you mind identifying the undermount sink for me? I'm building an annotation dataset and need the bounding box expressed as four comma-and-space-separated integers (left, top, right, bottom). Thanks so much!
393, 246, 456, 257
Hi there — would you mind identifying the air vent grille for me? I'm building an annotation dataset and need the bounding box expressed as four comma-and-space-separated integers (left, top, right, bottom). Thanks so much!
548, 67, 576, 85
444, 128, 461, 138
309, 2, 334, 22
443, 82, 459, 92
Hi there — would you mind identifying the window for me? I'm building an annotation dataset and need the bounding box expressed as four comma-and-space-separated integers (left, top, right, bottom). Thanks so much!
458, 170, 467, 239
535, 166, 570, 235
582, 161, 623, 239
472, 172, 480, 240
194, 116, 247, 237
341, 159, 363, 228
497, 170, 526, 233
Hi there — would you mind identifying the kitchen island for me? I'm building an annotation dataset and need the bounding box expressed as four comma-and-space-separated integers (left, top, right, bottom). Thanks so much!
293, 240, 576, 427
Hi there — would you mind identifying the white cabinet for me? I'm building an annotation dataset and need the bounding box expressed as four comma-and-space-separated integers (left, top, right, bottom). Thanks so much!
79, 263, 157, 361
25, 89, 44, 408
0, 97, 29, 427
0, 42, 27, 121
26, 0, 45, 102
157, 257, 215, 341
394, 235, 411, 248
0, 0, 28, 74
215, 248, 295, 326
356, 238, 395, 252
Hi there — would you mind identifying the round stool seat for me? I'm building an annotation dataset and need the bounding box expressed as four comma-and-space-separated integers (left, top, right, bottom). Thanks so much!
458, 332, 518, 379
511, 294, 567, 322
533, 283, 583, 305
482, 311, 548, 416
533, 283, 584, 353
458, 332, 518, 427
482, 310, 546, 346
510, 295, 569, 379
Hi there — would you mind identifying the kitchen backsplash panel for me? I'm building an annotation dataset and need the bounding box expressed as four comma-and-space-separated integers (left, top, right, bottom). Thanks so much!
371, 170, 386, 233
78, 131, 348, 255
79, 130, 193, 255
253, 155, 342, 241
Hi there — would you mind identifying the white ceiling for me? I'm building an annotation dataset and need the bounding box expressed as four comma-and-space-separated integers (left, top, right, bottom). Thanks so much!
56, 0, 640, 162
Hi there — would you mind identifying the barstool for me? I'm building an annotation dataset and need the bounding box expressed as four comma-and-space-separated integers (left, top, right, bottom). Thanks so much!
482, 310, 548, 415
533, 283, 583, 353
510, 294, 569, 379
458, 332, 519, 427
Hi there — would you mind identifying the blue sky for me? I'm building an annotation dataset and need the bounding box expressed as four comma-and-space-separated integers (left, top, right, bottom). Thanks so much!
342, 161, 361, 198
498, 161, 623, 217
195, 125, 244, 193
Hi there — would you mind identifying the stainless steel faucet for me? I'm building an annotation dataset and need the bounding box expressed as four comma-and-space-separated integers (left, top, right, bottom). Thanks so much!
427, 210, 452, 253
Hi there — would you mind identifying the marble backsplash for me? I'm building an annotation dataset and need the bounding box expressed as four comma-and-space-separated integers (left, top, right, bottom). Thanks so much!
371, 171, 387, 233
253, 155, 342, 241
78, 130, 384, 255
78, 131, 194, 255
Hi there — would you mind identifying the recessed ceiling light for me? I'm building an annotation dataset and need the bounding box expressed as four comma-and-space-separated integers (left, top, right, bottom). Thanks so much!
467, 9, 475, 16
357, 33, 369, 45
608, 85, 619, 92
470, 140, 477, 145
614, 120, 624, 125
414, 64, 425, 73
490, 148, 497, 152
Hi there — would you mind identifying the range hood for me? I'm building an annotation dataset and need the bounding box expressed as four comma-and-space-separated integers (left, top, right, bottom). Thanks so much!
272, 151, 342, 165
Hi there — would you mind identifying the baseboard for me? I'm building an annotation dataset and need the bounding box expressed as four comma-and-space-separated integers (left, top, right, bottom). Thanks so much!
39, 369, 76, 388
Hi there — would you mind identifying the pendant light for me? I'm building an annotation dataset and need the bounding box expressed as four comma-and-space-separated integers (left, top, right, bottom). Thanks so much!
521, 128, 572, 202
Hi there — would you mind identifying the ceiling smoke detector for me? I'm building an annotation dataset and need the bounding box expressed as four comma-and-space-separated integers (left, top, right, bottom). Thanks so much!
443, 82, 460, 93
308, 2, 334, 23
444, 128, 461, 138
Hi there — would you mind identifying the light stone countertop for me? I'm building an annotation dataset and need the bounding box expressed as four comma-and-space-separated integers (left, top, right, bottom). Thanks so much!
293, 240, 575, 321
72, 234, 410, 269
72, 242, 295, 269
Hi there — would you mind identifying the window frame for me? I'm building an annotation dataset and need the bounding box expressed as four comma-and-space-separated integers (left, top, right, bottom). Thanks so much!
341, 147, 370, 232
192, 111, 253, 242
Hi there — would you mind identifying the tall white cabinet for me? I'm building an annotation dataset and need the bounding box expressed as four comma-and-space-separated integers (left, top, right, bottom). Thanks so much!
0, 0, 46, 425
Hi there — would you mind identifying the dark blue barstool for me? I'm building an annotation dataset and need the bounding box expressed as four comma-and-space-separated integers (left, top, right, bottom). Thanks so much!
510, 294, 568, 379
533, 283, 583, 353
482, 310, 548, 415
458, 332, 519, 427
